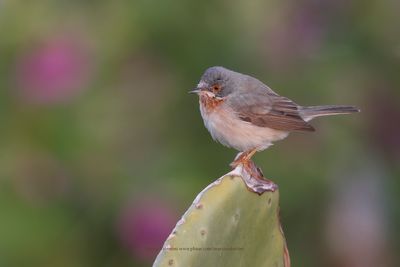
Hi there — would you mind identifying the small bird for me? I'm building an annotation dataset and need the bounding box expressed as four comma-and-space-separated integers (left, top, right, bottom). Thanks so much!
190, 66, 359, 169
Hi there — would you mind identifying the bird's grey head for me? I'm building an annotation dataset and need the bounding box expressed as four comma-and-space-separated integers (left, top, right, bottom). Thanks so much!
191, 66, 240, 98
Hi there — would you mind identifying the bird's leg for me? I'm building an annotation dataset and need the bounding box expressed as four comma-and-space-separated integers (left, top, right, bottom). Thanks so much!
230, 152, 246, 168
230, 148, 258, 169
230, 148, 266, 180
242, 148, 257, 162
233, 151, 245, 162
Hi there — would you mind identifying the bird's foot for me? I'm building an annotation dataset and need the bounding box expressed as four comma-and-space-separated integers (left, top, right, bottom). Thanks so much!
241, 159, 264, 180
230, 158, 277, 193
229, 149, 277, 191
230, 151, 266, 180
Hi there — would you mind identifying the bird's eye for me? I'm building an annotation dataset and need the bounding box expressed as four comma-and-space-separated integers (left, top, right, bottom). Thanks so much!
211, 84, 221, 93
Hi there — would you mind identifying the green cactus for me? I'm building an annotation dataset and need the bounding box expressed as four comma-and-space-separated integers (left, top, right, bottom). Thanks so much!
153, 162, 290, 267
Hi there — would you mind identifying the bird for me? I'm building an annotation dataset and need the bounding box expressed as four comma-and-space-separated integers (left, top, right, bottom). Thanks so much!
190, 66, 359, 170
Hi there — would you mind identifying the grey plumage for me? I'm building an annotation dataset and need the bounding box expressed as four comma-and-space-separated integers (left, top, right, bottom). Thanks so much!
194, 66, 360, 152
199, 66, 359, 132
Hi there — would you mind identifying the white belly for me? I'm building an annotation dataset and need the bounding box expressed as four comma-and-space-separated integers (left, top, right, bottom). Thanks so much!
200, 102, 289, 152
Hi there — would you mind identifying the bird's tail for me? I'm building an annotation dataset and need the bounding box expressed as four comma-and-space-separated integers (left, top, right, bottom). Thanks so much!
300, 105, 360, 121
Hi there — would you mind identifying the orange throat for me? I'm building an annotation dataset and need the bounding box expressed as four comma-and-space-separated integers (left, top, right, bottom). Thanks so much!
200, 94, 224, 113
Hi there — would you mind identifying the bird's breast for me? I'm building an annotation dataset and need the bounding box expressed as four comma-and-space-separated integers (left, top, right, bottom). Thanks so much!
198, 96, 288, 152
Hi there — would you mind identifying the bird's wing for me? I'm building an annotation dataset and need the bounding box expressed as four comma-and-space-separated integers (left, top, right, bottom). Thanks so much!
227, 91, 315, 132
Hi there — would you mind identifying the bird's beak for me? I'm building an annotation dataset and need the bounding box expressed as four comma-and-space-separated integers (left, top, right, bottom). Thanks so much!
189, 88, 201, 94
190, 81, 209, 95
189, 87, 217, 98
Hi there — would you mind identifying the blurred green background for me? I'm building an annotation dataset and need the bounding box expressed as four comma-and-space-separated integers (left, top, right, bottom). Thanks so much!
0, 1, 399, 266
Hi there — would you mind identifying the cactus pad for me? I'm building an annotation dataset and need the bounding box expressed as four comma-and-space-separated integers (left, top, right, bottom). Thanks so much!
153, 163, 290, 267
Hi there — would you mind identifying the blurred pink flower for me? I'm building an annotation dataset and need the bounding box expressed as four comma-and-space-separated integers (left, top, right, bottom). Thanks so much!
15, 36, 92, 104
116, 196, 177, 263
